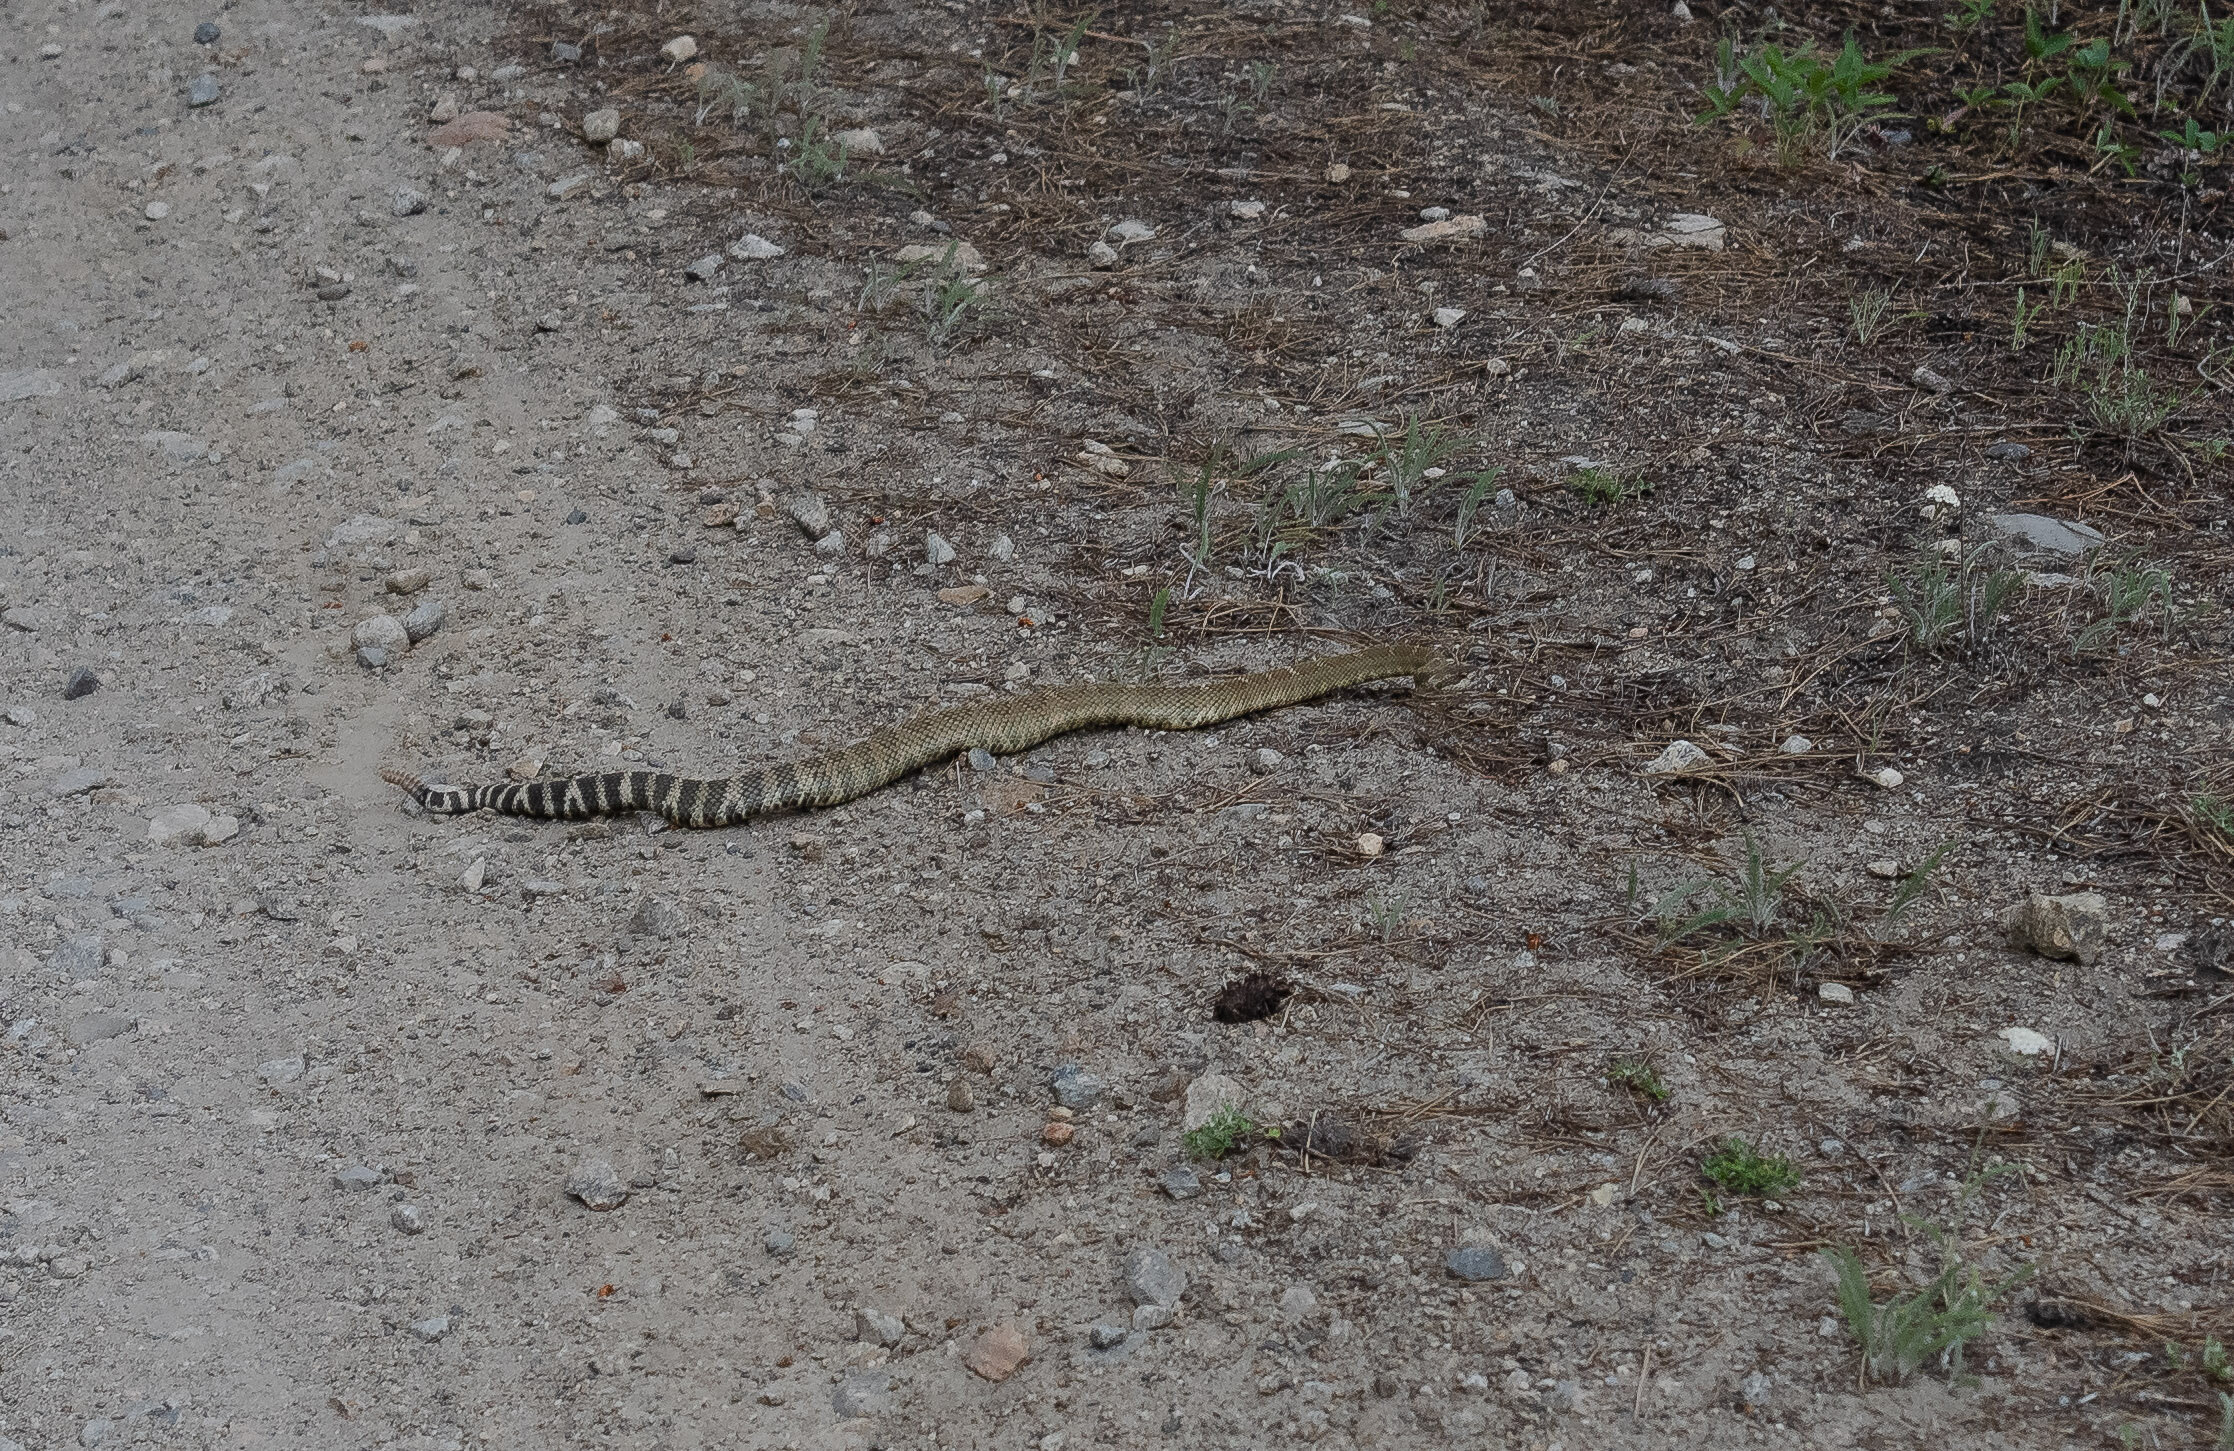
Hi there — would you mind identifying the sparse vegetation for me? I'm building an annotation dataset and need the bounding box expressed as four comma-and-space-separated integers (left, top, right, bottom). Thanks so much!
1609, 1059, 1671, 1103
1701, 1137, 1801, 1198
1888, 549, 2025, 654
1183, 1104, 1260, 1160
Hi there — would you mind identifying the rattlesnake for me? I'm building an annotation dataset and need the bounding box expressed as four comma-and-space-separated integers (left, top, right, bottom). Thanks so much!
380, 643, 1439, 828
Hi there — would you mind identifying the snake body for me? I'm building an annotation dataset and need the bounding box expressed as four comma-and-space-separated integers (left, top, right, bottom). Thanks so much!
380, 643, 1437, 828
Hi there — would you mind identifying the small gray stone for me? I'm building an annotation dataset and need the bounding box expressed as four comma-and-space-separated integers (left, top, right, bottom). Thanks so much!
683, 253, 724, 282
924, 532, 958, 566
390, 1202, 426, 1235
81, 1419, 112, 1448
48, 1255, 89, 1279
401, 599, 447, 643
1251, 748, 1284, 774
194, 21, 220, 43
1159, 1166, 1202, 1200
762, 1227, 796, 1256
1132, 1303, 1171, 1332
62, 666, 100, 700
355, 646, 391, 670
1121, 1246, 1186, 1308
1985, 441, 2032, 462
565, 1158, 629, 1211
967, 747, 997, 772
785, 490, 831, 538
582, 109, 620, 144
1445, 1245, 1508, 1282
2005, 890, 2108, 966
48, 767, 107, 798
351, 614, 409, 654
631, 896, 685, 940
779, 1080, 811, 1103
333, 1165, 383, 1193
1278, 1284, 1318, 1319
147, 803, 213, 846
409, 1314, 450, 1342
392, 186, 428, 218
65, 1012, 135, 1045
1089, 1318, 1130, 1350
1051, 1064, 1105, 1110
813, 530, 845, 556
1990, 512, 2104, 556
187, 74, 220, 107
258, 1054, 306, 1084
831, 1370, 892, 1418
55, 934, 106, 977
854, 1306, 906, 1347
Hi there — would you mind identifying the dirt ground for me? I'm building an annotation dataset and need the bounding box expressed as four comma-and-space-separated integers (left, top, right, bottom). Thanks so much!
4, 0, 2232, 1447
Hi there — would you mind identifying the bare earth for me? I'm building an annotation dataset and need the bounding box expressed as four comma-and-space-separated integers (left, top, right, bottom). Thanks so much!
4, 2, 2233, 1450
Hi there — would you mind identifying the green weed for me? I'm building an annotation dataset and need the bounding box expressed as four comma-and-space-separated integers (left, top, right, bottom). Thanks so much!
1698, 32, 1935, 161
1453, 469, 1504, 551
1569, 466, 1646, 508
1702, 1137, 1802, 1198
1609, 1059, 1672, 1103
1887, 549, 2025, 653
1824, 1245, 2027, 1386
2076, 558, 2175, 651
1850, 284, 1897, 345
1183, 1103, 1259, 1160
1377, 413, 1468, 516
784, 114, 850, 191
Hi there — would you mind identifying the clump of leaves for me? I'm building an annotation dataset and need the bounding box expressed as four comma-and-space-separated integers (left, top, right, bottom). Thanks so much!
1183, 1103, 1263, 1160
1609, 1059, 1671, 1103
1823, 1244, 2028, 1386
1569, 465, 1647, 507
1887, 548, 2024, 653
1701, 1137, 1802, 1198
1698, 32, 1935, 162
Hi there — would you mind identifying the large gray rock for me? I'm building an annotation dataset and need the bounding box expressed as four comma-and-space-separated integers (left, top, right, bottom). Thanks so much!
1990, 513, 2104, 555
1121, 1246, 1187, 1308
2005, 891, 2108, 966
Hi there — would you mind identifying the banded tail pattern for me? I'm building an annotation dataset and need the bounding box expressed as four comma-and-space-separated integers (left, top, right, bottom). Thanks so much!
380, 642, 1439, 829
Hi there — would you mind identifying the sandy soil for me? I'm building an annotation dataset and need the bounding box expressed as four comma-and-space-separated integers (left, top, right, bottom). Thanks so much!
4, 1, 2232, 1448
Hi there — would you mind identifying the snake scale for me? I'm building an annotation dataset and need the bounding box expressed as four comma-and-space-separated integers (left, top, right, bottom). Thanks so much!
380, 643, 1438, 828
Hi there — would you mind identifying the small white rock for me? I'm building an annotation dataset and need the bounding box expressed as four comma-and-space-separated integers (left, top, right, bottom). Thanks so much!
144, 201, 171, 221
148, 803, 214, 846
1817, 982, 1854, 1005
1779, 735, 1812, 754
1228, 199, 1266, 219
458, 857, 487, 892
202, 815, 240, 847
1862, 766, 1904, 789
1865, 859, 1900, 879
729, 232, 785, 260
582, 108, 620, 144
1997, 1026, 2055, 1057
1355, 833, 1385, 858
832, 128, 884, 154
1641, 739, 1711, 774
925, 532, 958, 566
1432, 306, 1466, 328
660, 34, 698, 64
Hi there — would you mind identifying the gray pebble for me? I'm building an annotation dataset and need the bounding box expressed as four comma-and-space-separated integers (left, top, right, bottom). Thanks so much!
566, 508, 588, 525
683, 254, 724, 282
582, 108, 620, 144
779, 1080, 810, 1102
333, 1165, 383, 1193
1160, 1165, 1203, 1203
315, 283, 351, 302
194, 21, 220, 42
1251, 748, 1285, 774
1445, 1245, 1508, 1282
785, 490, 831, 538
54, 934, 106, 976
854, 1306, 905, 1346
831, 1370, 892, 1418
1089, 1318, 1130, 1350
924, 532, 957, 566
355, 646, 391, 670
257, 1054, 306, 1084
1051, 1063, 1105, 1109
668, 547, 697, 565
1985, 441, 2032, 462
390, 1203, 426, 1235
630, 896, 685, 939
565, 1157, 629, 1211
62, 666, 100, 700
409, 1314, 450, 1342
392, 186, 428, 218
967, 747, 997, 772
762, 1227, 795, 1256
187, 74, 220, 107
65, 1013, 135, 1046
47, 767, 107, 798
352, 614, 409, 654
80, 1419, 111, 1448
1121, 1245, 1186, 1308
551, 41, 582, 63
400, 599, 447, 643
